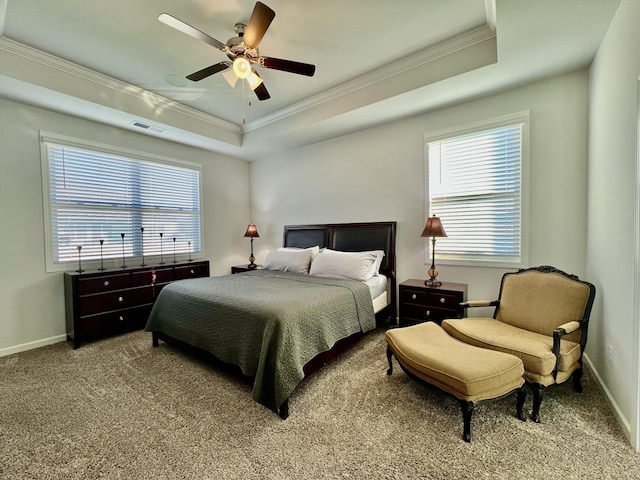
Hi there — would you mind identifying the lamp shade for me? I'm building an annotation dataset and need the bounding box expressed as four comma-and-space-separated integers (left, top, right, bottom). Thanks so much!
421, 215, 447, 238
244, 224, 260, 238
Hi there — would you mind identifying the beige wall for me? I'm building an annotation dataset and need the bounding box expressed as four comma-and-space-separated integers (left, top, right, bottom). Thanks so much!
588, 0, 640, 448
251, 71, 589, 309
0, 98, 251, 355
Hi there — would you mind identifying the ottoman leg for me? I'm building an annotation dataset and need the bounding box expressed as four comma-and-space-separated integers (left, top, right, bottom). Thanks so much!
459, 400, 474, 443
516, 386, 527, 421
386, 346, 394, 375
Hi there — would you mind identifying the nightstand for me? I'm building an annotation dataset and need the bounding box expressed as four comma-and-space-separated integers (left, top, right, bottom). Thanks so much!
399, 279, 467, 326
231, 265, 260, 274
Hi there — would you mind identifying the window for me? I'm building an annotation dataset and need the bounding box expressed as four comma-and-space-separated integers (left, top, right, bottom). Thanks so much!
425, 113, 528, 267
41, 134, 202, 271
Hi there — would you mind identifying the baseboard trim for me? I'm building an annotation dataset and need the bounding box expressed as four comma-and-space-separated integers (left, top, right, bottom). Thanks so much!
583, 353, 633, 446
0, 334, 67, 357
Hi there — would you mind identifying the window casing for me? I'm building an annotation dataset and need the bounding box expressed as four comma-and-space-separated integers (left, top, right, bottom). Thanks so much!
425, 113, 529, 268
41, 133, 203, 272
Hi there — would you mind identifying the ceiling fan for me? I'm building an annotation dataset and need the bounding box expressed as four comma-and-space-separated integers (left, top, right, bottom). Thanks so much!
159, 1, 316, 101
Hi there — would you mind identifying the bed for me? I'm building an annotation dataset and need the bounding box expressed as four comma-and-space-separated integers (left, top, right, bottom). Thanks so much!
145, 221, 396, 418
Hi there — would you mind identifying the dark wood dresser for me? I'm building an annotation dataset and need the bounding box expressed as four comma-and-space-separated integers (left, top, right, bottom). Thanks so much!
399, 279, 467, 326
64, 260, 209, 348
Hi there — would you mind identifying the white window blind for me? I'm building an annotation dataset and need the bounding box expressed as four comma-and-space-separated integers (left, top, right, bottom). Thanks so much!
427, 121, 524, 265
44, 140, 202, 266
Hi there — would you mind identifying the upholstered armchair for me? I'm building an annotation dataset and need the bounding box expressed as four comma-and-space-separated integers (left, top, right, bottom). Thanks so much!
441, 266, 596, 422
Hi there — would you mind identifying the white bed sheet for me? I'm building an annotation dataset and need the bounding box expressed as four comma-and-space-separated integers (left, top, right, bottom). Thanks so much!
366, 274, 388, 313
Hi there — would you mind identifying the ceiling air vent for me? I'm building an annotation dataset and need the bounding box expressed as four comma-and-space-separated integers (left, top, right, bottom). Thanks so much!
132, 121, 165, 133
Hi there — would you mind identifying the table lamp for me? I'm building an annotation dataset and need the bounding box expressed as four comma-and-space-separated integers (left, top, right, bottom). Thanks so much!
421, 215, 447, 287
243, 224, 260, 270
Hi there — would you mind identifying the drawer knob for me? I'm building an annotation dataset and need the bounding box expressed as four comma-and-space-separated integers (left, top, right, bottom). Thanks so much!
411, 294, 417, 300
118, 296, 124, 302
440, 297, 446, 303
426, 310, 431, 316
104, 280, 109, 286
119, 316, 124, 322
190, 269, 195, 274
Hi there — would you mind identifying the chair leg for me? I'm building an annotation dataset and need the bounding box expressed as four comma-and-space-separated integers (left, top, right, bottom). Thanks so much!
459, 400, 474, 442
531, 383, 544, 423
516, 386, 527, 421
572, 368, 584, 393
386, 346, 394, 375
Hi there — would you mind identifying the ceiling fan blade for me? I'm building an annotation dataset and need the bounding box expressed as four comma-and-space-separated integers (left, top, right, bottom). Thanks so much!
186, 62, 231, 81
259, 57, 316, 77
242, 2, 275, 49
254, 82, 271, 101
158, 13, 226, 51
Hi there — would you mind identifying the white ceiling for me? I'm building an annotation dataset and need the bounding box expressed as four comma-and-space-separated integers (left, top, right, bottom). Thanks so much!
0, 0, 621, 160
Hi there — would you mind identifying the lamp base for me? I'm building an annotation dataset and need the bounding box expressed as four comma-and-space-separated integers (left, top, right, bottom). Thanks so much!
425, 265, 442, 287
247, 262, 258, 270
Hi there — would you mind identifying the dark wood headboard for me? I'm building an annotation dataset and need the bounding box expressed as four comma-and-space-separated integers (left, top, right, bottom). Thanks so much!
283, 221, 397, 322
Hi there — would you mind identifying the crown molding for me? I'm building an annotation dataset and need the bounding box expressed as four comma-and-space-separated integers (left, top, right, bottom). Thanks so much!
0, 24, 494, 139
0, 36, 241, 135
243, 25, 496, 133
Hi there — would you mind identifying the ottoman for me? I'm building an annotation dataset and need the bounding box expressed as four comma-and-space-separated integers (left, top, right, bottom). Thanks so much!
385, 322, 526, 442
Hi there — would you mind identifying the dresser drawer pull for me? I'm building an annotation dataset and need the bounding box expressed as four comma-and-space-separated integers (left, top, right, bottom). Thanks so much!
119, 316, 124, 322
118, 296, 124, 303
190, 269, 195, 274
440, 297, 446, 303
104, 280, 110, 286
411, 294, 417, 300
426, 310, 431, 316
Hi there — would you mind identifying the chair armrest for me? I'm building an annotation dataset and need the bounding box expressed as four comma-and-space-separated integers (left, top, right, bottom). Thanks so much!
552, 321, 583, 379
459, 300, 500, 308
556, 320, 581, 335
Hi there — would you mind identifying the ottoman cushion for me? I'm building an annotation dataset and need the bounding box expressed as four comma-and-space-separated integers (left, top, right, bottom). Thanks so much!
385, 322, 524, 403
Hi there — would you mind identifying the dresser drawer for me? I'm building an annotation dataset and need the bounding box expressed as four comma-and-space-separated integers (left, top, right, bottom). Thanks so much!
78, 286, 154, 316
131, 270, 155, 287
77, 272, 131, 295
174, 263, 209, 280
80, 305, 153, 339
151, 267, 175, 284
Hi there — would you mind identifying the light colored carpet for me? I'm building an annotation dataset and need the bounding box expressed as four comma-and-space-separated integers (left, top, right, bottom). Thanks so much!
1, 328, 639, 479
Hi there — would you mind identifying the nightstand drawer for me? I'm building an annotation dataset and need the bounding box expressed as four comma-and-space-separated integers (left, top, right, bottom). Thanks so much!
401, 304, 460, 324
399, 279, 467, 327
401, 288, 462, 310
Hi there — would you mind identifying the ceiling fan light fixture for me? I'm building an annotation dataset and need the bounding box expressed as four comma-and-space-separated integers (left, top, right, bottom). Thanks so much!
247, 70, 263, 90
232, 56, 252, 79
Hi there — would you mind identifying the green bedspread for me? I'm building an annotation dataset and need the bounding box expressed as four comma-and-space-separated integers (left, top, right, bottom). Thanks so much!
145, 270, 376, 415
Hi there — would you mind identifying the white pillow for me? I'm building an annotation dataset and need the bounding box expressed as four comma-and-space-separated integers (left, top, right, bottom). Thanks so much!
263, 249, 313, 274
278, 245, 321, 260
369, 250, 385, 277
309, 249, 379, 281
